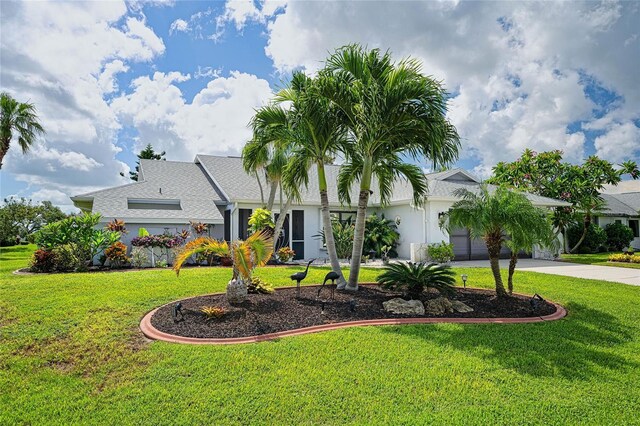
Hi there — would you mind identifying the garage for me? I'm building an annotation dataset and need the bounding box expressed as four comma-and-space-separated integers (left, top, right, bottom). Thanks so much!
449, 227, 531, 261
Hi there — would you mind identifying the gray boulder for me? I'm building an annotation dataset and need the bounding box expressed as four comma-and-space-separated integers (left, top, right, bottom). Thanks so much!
451, 300, 474, 313
383, 298, 425, 316
424, 297, 453, 316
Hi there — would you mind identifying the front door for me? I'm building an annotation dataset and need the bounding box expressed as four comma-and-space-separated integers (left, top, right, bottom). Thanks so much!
291, 210, 304, 260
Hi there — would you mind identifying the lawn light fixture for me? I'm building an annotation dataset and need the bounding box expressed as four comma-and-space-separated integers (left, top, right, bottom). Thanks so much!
461, 274, 468, 288
172, 302, 184, 323
394, 215, 401, 226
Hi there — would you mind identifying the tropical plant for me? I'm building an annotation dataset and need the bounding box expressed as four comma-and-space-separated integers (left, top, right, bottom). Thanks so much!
604, 222, 634, 252
319, 44, 460, 290
377, 262, 456, 300
609, 253, 640, 263
130, 233, 186, 249
0, 92, 45, 169
260, 71, 349, 287
426, 241, 454, 264
567, 223, 607, 254
200, 306, 227, 320
190, 221, 208, 236
138, 227, 150, 237
276, 246, 295, 263
173, 231, 273, 302
248, 208, 275, 234
121, 143, 166, 181
247, 277, 275, 294
130, 246, 148, 268
444, 185, 543, 298
363, 214, 400, 257
51, 243, 84, 272
106, 218, 127, 234
31, 249, 57, 272
105, 242, 130, 269
489, 149, 639, 252
314, 219, 355, 259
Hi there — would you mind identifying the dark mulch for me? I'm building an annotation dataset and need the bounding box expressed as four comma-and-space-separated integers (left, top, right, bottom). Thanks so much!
150, 285, 558, 339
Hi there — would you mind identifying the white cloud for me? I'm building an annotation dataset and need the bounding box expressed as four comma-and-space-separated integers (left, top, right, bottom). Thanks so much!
264, 1, 640, 170
211, 0, 286, 41
169, 18, 189, 34
194, 66, 222, 79
0, 1, 165, 206
111, 70, 273, 161
594, 121, 640, 164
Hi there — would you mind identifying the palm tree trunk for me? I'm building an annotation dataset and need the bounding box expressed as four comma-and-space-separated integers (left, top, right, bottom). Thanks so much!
318, 163, 347, 288
273, 198, 293, 252
507, 252, 518, 295
255, 171, 265, 206
267, 181, 278, 211
0, 137, 9, 169
486, 235, 508, 298
347, 160, 373, 291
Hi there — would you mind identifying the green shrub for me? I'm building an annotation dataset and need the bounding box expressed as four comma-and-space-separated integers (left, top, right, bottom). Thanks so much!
604, 222, 634, 251
426, 241, 454, 263
248, 208, 275, 234
52, 243, 85, 272
130, 247, 148, 268
363, 214, 400, 257
377, 262, 456, 299
247, 277, 274, 294
138, 227, 150, 237
608, 253, 640, 263
567, 223, 607, 253
277, 246, 295, 262
105, 242, 130, 269
315, 220, 354, 259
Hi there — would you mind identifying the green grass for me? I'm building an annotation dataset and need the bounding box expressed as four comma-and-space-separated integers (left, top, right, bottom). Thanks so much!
2, 245, 639, 425
560, 252, 640, 269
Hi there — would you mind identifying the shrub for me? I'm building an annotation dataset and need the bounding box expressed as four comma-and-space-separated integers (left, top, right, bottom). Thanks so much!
156, 259, 168, 268
200, 306, 227, 320
363, 214, 400, 257
567, 223, 607, 254
277, 246, 295, 262
377, 262, 456, 299
608, 253, 640, 263
247, 277, 274, 294
106, 218, 127, 234
604, 222, 634, 251
138, 227, 150, 237
426, 241, 454, 263
248, 208, 274, 234
130, 247, 148, 268
52, 243, 84, 272
190, 221, 208, 235
31, 249, 57, 272
131, 233, 186, 249
105, 242, 130, 269
315, 220, 354, 259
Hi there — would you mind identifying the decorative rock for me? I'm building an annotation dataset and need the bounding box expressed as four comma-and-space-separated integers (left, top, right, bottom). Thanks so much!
424, 297, 453, 316
383, 298, 425, 316
451, 300, 474, 313
226, 279, 248, 304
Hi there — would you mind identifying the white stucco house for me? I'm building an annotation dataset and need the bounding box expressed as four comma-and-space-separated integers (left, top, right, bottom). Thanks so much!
71, 155, 570, 261
595, 193, 640, 249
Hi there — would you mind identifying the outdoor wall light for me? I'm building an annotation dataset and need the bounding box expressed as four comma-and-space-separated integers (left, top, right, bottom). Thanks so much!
461, 274, 468, 288
394, 215, 401, 226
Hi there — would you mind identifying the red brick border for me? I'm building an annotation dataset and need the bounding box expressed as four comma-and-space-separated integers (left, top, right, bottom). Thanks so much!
139, 284, 567, 345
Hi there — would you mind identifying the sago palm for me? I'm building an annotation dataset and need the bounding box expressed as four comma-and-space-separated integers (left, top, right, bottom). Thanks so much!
377, 262, 456, 300
0, 92, 45, 169
320, 44, 460, 290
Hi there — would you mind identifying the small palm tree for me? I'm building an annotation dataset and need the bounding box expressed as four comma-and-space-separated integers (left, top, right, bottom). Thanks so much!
173, 231, 273, 302
445, 185, 546, 298
0, 92, 45, 169
320, 44, 460, 291
377, 262, 456, 300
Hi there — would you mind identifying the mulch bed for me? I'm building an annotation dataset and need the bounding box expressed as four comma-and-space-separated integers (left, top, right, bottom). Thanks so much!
150, 285, 557, 339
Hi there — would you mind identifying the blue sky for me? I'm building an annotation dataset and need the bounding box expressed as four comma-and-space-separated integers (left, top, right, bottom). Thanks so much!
1, 0, 639, 210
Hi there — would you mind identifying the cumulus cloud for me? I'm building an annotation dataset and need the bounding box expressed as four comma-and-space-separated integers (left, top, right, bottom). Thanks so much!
264, 1, 640, 169
111, 70, 273, 161
169, 18, 189, 34
0, 1, 164, 204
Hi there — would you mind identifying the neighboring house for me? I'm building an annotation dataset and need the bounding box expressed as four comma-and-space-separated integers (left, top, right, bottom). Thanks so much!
71, 156, 570, 261
595, 193, 640, 249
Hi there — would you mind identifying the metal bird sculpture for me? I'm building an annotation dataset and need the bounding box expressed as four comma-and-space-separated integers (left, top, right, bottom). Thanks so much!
290, 259, 314, 298
317, 271, 340, 300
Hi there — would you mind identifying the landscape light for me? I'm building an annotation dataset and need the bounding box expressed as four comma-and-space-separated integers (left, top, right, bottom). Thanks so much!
461, 274, 468, 288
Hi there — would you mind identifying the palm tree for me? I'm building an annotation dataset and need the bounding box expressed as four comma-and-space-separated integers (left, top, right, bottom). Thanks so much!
320, 45, 460, 290
0, 92, 45, 169
445, 185, 545, 298
504, 207, 558, 294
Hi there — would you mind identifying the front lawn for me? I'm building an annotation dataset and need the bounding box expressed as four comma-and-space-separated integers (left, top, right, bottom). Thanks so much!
2, 245, 639, 425
560, 252, 640, 269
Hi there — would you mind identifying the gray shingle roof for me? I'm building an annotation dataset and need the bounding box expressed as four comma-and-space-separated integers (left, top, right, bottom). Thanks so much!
72, 160, 224, 223
599, 193, 640, 216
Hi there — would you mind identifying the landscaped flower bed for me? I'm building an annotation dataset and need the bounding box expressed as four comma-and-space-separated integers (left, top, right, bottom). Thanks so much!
145, 284, 561, 341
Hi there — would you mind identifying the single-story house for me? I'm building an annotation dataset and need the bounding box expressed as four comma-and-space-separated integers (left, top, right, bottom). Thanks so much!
595, 192, 640, 249
71, 155, 570, 261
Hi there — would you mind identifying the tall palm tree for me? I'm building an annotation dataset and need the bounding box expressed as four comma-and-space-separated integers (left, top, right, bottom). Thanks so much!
320, 45, 460, 290
445, 185, 544, 298
0, 92, 45, 169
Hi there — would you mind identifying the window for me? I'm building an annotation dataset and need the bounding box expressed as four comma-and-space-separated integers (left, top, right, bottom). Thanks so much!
330, 211, 357, 224
615, 219, 622, 225
630, 220, 639, 238
127, 199, 181, 210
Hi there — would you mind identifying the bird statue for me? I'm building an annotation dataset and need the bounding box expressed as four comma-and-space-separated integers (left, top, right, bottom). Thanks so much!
317, 271, 340, 300
290, 259, 315, 298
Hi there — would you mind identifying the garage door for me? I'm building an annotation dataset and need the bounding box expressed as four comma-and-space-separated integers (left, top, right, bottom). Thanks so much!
449, 227, 529, 261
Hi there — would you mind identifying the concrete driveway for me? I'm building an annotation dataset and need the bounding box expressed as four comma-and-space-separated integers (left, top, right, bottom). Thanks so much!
452, 258, 640, 287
